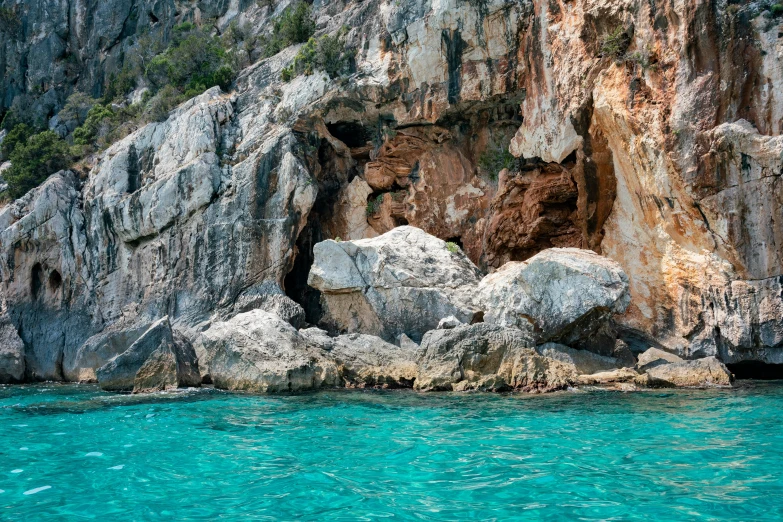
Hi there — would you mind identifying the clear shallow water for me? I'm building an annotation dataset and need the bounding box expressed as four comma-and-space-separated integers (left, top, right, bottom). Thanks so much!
1, 384, 783, 521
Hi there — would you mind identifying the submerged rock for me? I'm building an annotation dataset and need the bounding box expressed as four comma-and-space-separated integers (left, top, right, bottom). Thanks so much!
308, 226, 483, 343
0, 318, 24, 383
415, 323, 577, 392
636, 357, 733, 388
478, 248, 630, 345
96, 317, 201, 393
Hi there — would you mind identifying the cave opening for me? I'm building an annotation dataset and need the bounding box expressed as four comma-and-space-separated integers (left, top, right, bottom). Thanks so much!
31, 263, 44, 300
48, 270, 62, 293
325, 122, 372, 148
284, 134, 356, 326
727, 361, 783, 380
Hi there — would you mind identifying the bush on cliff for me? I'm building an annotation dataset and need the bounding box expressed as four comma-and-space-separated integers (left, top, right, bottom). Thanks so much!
280, 31, 354, 81
261, 2, 316, 58
3, 131, 71, 199
0, 123, 33, 160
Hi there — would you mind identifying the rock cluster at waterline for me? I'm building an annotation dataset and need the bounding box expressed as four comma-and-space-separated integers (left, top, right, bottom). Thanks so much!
0, 227, 732, 393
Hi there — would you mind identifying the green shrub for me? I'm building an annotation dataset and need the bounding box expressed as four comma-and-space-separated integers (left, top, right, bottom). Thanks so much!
280, 33, 354, 81
366, 194, 384, 216
72, 104, 115, 146
143, 85, 185, 122
771, 3, 783, 16
262, 2, 316, 57
445, 242, 459, 254
1, 123, 33, 159
479, 139, 515, 181
599, 26, 627, 58
4, 131, 72, 199
144, 24, 235, 94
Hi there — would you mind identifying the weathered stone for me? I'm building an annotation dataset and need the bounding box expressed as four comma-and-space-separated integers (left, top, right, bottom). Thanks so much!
636, 357, 733, 388
636, 348, 684, 373
96, 317, 201, 393
577, 368, 639, 386
301, 328, 419, 388
479, 248, 630, 345
201, 310, 338, 393
437, 316, 463, 330
232, 290, 306, 329
415, 323, 576, 392
0, 318, 24, 383
63, 319, 153, 383
308, 226, 483, 343
536, 343, 621, 375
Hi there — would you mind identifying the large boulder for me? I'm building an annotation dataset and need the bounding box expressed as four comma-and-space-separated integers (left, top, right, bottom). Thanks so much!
636, 357, 733, 388
301, 328, 420, 388
96, 317, 201, 393
0, 318, 24, 383
415, 323, 577, 392
63, 319, 153, 382
201, 310, 338, 393
478, 248, 630, 345
308, 226, 483, 343
636, 347, 683, 372
535, 343, 622, 375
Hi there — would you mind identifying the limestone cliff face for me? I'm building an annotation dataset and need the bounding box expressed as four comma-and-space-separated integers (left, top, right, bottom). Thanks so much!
0, 0, 781, 380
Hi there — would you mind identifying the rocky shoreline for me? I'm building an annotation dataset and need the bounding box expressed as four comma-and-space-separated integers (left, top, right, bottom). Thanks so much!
0, 226, 733, 394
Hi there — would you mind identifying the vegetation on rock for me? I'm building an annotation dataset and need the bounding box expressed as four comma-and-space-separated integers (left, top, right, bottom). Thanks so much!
3, 131, 71, 199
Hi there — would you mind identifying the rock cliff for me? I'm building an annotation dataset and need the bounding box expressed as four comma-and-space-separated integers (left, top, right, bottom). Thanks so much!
0, 0, 781, 385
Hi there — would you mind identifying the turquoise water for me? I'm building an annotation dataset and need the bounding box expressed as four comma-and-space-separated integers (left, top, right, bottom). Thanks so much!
1, 384, 783, 521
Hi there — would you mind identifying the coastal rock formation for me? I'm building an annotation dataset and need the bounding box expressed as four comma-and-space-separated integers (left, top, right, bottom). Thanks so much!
96, 317, 201, 393
535, 343, 622, 376
301, 328, 420, 388
636, 348, 684, 373
199, 310, 338, 393
0, 0, 782, 386
636, 357, 733, 388
415, 323, 577, 392
0, 317, 24, 383
308, 226, 483, 343
478, 248, 630, 345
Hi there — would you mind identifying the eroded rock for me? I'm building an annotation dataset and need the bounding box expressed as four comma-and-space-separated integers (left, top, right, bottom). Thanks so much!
96, 317, 201, 393
308, 226, 484, 343
479, 248, 630, 344
0, 318, 24, 383
636, 357, 733, 388
415, 323, 577, 392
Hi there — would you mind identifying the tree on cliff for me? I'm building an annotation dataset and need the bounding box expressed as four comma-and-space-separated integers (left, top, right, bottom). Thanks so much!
3, 131, 71, 199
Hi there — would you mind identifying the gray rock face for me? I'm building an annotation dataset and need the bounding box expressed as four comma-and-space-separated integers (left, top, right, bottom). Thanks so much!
232, 290, 306, 329
636, 347, 683, 373
308, 226, 484, 343
301, 328, 420, 388
536, 343, 622, 375
415, 323, 577, 392
636, 357, 733, 388
201, 310, 338, 393
63, 319, 153, 382
0, 318, 25, 383
96, 317, 201, 393
479, 248, 630, 345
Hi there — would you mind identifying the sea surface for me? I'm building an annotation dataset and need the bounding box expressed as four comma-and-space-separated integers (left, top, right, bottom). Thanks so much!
1, 383, 782, 521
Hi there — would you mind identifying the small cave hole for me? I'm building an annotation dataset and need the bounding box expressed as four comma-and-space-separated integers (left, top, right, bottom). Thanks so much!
148, 11, 159, 23
446, 237, 464, 250
31, 263, 44, 300
48, 270, 62, 293
727, 361, 783, 380
326, 122, 372, 148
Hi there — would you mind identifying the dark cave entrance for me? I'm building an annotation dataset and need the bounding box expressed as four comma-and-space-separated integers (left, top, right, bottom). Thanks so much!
326, 122, 372, 148
727, 361, 783, 380
284, 131, 359, 326
31, 263, 44, 300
